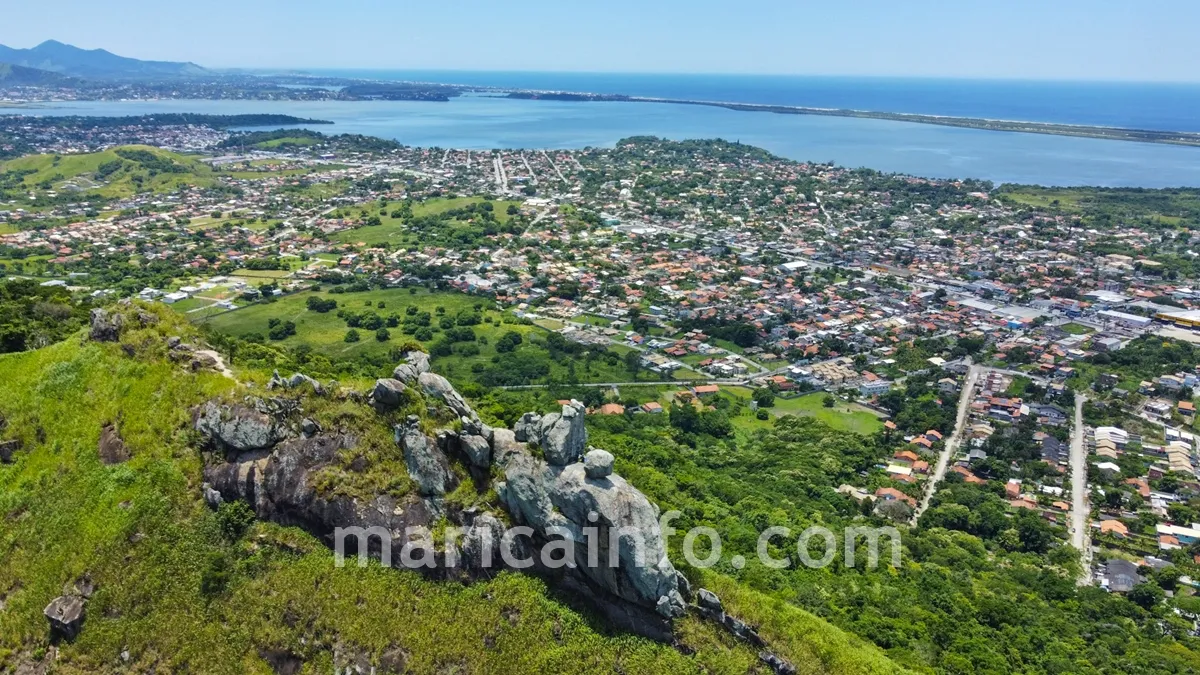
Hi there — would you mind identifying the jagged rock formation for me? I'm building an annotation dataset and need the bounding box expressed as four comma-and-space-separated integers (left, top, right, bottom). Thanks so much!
391, 351, 430, 385
87, 308, 123, 343
195, 359, 695, 642
269, 370, 326, 396
417, 372, 477, 421
397, 415, 456, 498
193, 400, 289, 454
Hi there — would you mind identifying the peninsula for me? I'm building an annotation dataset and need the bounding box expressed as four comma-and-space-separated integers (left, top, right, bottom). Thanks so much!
506, 91, 1200, 147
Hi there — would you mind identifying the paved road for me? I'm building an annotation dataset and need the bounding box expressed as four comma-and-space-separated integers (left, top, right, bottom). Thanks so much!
1069, 394, 1093, 585
912, 364, 980, 523
497, 379, 745, 390
540, 150, 567, 182
521, 153, 538, 186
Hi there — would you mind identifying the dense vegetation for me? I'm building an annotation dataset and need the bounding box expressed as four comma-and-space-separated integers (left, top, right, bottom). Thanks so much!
579, 407, 1200, 674
0, 279, 92, 353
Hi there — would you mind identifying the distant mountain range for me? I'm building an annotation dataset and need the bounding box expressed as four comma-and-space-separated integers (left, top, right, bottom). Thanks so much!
0, 40, 206, 79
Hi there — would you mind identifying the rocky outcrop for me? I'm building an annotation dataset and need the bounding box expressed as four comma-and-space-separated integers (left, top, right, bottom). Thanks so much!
43, 595, 85, 640
0, 439, 19, 463
197, 364, 699, 644
536, 401, 587, 465
513, 402, 587, 465
396, 416, 456, 498
496, 446, 689, 623
268, 370, 325, 396
370, 378, 407, 409
417, 372, 477, 421
98, 424, 130, 464
87, 308, 123, 343
513, 412, 541, 443
193, 400, 289, 454
694, 588, 796, 675
391, 351, 430, 385
459, 433, 491, 469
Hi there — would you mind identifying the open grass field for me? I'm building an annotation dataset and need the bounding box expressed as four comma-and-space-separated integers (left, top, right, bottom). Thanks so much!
199, 287, 640, 386
329, 196, 521, 247
1059, 322, 1095, 335
0, 222, 17, 235
725, 388, 884, 435
0, 145, 218, 199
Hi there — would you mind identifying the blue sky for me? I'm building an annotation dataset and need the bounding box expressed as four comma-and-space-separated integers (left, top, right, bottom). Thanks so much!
2, 0, 1196, 81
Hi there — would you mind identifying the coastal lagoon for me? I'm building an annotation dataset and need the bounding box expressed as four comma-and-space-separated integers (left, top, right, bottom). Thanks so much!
19, 95, 1200, 187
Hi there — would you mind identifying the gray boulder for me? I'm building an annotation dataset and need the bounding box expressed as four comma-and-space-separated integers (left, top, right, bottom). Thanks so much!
584, 449, 614, 479
513, 412, 541, 443
396, 416, 456, 497
538, 401, 587, 465
202, 483, 224, 508
44, 595, 85, 640
417, 372, 477, 421
489, 428, 524, 467
697, 588, 723, 613
462, 417, 493, 443
392, 351, 431, 385
371, 378, 408, 409
193, 401, 287, 454
268, 370, 325, 395
189, 352, 219, 372
301, 418, 321, 437
460, 434, 492, 468
88, 308, 123, 343
498, 448, 688, 619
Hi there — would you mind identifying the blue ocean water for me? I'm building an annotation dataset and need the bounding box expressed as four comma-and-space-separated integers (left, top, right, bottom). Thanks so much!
314, 71, 1200, 132
16, 72, 1200, 188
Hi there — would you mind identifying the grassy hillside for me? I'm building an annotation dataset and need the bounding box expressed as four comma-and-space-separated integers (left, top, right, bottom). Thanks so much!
0, 145, 217, 198
0, 303, 908, 674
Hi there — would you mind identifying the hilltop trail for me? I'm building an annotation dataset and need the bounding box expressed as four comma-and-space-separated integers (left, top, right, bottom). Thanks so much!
196, 349, 235, 380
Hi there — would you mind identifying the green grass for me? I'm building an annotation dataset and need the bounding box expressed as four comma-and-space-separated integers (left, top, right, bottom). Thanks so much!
253, 136, 322, 149
767, 393, 884, 435
0, 222, 17, 235
999, 188, 1087, 211
329, 197, 520, 247
1059, 322, 1094, 335
0, 304, 908, 674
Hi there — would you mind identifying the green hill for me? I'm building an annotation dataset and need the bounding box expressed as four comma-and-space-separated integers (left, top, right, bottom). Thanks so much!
0, 62, 79, 86
0, 145, 217, 198
0, 302, 908, 674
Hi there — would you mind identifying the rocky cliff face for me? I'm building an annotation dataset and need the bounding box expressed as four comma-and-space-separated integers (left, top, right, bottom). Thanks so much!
196, 353, 691, 641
